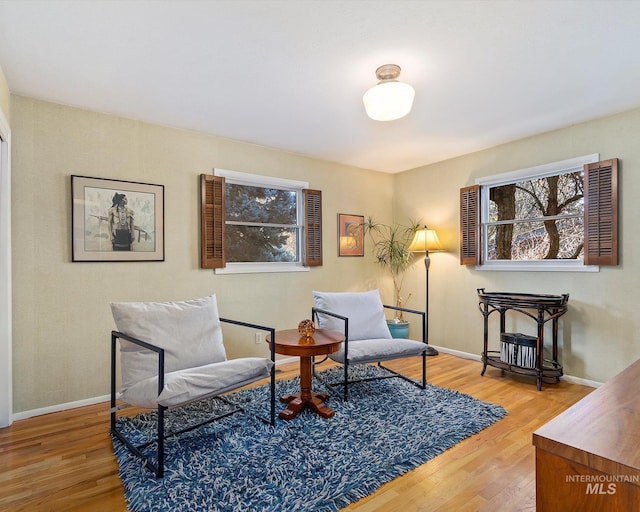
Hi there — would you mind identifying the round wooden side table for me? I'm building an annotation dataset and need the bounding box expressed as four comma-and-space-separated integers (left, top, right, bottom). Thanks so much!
267, 328, 344, 420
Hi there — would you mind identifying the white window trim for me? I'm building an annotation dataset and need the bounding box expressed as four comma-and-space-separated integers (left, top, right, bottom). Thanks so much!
214, 169, 310, 274
214, 261, 310, 274
478, 260, 599, 272
475, 154, 600, 272
215, 168, 308, 191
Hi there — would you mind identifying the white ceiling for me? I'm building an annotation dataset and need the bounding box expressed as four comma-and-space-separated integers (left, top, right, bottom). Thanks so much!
1, 0, 640, 173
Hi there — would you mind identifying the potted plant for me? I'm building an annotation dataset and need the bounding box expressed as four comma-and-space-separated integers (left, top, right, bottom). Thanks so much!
363, 216, 420, 338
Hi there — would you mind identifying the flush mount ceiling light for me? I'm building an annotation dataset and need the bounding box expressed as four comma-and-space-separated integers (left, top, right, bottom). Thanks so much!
363, 64, 415, 121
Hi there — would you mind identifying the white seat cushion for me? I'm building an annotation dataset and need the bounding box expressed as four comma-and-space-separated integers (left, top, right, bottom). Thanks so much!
120, 357, 274, 409
111, 295, 226, 393
312, 289, 391, 341
328, 338, 426, 365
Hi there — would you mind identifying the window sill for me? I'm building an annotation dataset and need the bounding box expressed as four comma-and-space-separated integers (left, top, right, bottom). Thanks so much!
215, 263, 310, 275
475, 261, 600, 272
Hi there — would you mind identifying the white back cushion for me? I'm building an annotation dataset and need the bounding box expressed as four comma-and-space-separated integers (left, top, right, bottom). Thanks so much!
110, 294, 226, 391
312, 289, 391, 341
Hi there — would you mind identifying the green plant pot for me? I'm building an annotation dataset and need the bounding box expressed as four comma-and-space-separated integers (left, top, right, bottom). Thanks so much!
386, 319, 410, 339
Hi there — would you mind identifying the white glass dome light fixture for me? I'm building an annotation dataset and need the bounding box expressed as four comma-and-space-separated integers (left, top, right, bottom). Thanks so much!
363, 64, 415, 121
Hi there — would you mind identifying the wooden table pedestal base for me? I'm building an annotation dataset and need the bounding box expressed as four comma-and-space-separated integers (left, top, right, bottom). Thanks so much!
279, 391, 334, 420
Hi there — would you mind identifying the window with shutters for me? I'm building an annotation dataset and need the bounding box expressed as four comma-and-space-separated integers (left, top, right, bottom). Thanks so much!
202, 169, 321, 273
460, 154, 618, 271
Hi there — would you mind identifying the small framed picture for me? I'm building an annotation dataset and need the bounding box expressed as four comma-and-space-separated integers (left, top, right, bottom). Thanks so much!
338, 214, 364, 257
71, 175, 165, 262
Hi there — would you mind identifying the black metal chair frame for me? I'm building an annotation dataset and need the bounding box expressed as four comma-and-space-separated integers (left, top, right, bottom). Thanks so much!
110, 318, 276, 478
311, 304, 427, 401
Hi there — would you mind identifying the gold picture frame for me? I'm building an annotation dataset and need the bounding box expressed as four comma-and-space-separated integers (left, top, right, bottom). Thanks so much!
338, 213, 364, 257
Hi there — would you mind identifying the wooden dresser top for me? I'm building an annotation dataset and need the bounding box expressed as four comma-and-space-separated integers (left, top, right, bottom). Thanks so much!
533, 358, 640, 476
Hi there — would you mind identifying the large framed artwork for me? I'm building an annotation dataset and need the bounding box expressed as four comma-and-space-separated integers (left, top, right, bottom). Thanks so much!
337, 213, 364, 257
71, 175, 165, 262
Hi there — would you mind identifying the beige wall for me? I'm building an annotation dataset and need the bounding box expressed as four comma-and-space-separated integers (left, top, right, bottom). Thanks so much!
394, 107, 640, 384
0, 65, 9, 123
0, 64, 11, 427
10, 95, 396, 413
11, 93, 640, 413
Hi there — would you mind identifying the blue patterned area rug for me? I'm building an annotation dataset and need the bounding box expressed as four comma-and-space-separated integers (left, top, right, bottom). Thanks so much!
113, 365, 506, 512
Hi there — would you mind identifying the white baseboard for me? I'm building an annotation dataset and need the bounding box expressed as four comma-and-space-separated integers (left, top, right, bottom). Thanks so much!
10, 350, 600, 422
434, 345, 482, 362
433, 345, 602, 388
560, 374, 602, 388
12, 394, 112, 422
10, 357, 302, 422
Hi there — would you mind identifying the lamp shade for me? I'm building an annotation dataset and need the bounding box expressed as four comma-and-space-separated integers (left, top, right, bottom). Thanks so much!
407, 227, 443, 253
363, 64, 415, 121
363, 81, 415, 121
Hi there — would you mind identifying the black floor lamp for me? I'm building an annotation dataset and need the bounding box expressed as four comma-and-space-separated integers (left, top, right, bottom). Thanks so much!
407, 226, 443, 356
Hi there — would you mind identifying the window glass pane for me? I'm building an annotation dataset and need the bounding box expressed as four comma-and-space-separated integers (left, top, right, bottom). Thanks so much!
487, 171, 584, 261
226, 226, 298, 263
226, 184, 297, 224
489, 172, 583, 222
487, 218, 584, 261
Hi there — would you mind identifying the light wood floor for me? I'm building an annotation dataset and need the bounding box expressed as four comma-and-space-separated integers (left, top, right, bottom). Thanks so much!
0, 354, 593, 512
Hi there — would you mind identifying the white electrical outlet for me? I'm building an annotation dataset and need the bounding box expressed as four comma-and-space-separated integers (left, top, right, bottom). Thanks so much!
255, 332, 265, 344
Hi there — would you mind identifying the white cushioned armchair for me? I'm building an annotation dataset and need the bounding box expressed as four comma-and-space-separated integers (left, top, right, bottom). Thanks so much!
110, 294, 275, 477
312, 289, 427, 400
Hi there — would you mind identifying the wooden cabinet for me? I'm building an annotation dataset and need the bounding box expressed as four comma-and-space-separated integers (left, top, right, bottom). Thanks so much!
533, 359, 640, 511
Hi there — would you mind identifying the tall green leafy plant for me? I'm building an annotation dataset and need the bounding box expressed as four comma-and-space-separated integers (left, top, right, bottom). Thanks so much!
363, 217, 420, 321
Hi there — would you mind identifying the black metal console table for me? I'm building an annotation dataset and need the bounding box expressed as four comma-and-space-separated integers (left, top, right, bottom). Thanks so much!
477, 288, 569, 391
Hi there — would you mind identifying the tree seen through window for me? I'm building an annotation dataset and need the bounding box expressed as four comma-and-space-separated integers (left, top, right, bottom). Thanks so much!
225, 183, 299, 263
487, 171, 584, 260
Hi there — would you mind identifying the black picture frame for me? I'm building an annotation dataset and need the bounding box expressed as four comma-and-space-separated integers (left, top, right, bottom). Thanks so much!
71, 175, 165, 262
